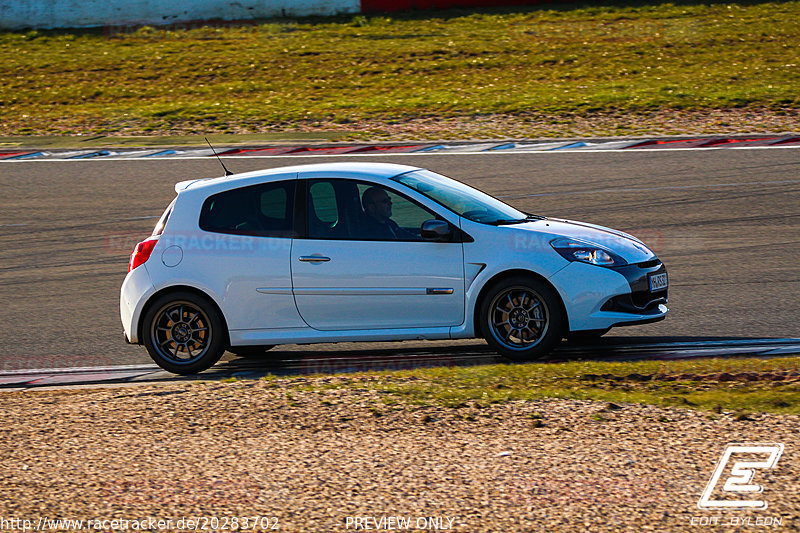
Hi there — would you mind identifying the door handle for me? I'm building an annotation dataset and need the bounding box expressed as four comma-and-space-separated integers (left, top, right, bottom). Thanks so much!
299, 255, 331, 263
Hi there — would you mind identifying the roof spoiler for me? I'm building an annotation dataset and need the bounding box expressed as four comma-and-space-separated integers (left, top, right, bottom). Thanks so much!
174, 179, 206, 193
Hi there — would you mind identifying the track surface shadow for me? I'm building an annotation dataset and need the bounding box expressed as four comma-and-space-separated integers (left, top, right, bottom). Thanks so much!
1, 336, 798, 390
219, 336, 800, 376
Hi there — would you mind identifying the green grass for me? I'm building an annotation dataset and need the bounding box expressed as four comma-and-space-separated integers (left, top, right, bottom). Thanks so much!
0, 131, 345, 150
286, 356, 800, 415
1, 2, 799, 137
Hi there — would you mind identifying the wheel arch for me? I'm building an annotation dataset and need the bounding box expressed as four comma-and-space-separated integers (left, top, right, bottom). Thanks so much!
137, 285, 230, 348
472, 269, 569, 338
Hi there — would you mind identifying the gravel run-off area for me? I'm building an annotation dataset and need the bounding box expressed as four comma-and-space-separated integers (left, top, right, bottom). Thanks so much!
1, 379, 798, 532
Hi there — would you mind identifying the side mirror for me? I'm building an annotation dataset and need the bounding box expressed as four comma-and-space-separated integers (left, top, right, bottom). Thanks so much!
421, 219, 453, 242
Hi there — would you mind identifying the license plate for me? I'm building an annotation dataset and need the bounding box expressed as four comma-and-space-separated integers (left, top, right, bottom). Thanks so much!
649, 272, 668, 291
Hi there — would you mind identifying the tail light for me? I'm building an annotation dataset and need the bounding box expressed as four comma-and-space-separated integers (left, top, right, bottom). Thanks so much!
129, 237, 159, 272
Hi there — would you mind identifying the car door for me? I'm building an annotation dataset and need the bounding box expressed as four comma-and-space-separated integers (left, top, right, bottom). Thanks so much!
291, 177, 465, 331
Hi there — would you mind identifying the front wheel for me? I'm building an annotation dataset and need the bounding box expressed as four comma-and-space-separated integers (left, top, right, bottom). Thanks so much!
479, 276, 565, 361
142, 291, 226, 375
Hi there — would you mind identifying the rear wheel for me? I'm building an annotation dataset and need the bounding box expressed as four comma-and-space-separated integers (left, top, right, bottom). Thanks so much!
142, 291, 226, 375
480, 276, 564, 361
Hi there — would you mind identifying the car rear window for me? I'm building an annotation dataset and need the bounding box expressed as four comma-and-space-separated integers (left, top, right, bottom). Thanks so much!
199, 180, 295, 237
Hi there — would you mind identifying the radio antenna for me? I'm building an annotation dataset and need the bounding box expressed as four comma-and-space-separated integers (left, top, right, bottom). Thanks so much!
205, 137, 233, 176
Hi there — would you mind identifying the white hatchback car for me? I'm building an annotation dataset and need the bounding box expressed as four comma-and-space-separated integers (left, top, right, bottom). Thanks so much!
121, 162, 668, 374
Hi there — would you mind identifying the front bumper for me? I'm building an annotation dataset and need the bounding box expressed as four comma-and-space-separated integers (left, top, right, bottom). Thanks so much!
549, 258, 669, 332
603, 259, 668, 315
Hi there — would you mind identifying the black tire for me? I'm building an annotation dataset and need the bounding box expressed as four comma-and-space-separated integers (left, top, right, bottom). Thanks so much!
479, 276, 565, 361
230, 345, 276, 358
142, 291, 227, 375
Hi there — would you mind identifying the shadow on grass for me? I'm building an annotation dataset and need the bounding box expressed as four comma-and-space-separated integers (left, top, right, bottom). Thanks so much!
217, 335, 799, 377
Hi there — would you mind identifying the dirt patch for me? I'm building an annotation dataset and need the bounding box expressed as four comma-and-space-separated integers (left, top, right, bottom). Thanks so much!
0, 379, 798, 531
2, 107, 798, 141
580, 370, 800, 384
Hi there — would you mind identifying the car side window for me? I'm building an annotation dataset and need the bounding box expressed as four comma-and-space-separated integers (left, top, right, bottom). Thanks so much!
309, 181, 339, 228
199, 180, 295, 237
358, 184, 433, 239
306, 179, 438, 241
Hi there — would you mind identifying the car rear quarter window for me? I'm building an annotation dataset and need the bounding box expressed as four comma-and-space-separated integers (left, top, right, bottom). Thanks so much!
152, 198, 176, 236
199, 180, 295, 237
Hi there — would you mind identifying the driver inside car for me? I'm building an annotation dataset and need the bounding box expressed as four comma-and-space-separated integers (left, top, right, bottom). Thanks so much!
360, 186, 414, 240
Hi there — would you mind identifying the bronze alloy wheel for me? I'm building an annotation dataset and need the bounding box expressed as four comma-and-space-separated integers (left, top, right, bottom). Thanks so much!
150, 301, 212, 364
487, 285, 550, 351
142, 291, 226, 374
480, 276, 564, 361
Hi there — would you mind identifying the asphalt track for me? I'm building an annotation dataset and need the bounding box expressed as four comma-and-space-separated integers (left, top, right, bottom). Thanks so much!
1, 147, 799, 374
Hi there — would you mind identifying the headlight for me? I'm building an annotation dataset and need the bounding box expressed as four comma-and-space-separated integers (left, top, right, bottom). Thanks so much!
550, 238, 627, 267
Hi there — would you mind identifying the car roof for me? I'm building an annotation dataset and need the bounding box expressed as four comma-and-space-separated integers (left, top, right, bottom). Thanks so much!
175, 162, 422, 193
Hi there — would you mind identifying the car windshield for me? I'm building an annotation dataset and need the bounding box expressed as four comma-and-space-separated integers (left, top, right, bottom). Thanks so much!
392, 169, 533, 225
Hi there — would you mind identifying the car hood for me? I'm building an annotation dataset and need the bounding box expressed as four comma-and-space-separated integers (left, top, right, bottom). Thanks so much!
513, 217, 656, 264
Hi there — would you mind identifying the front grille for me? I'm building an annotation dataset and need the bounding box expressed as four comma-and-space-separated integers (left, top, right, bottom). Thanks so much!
601, 290, 667, 314
632, 288, 667, 309
636, 259, 661, 269
606, 258, 668, 314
